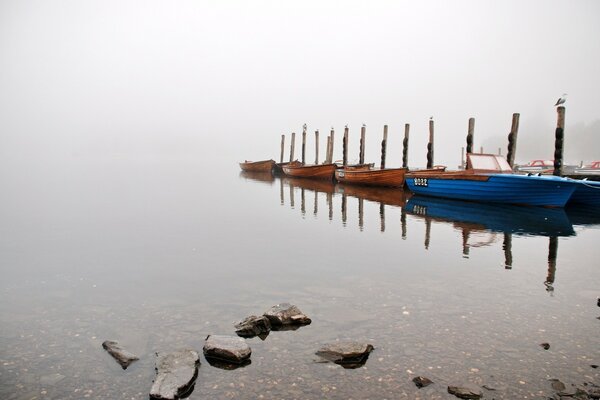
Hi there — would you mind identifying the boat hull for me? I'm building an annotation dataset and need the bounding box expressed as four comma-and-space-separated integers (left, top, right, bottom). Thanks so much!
405, 173, 577, 207
569, 180, 600, 206
282, 164, 337, 180
239, 159, 275, 172
335, 167, 407, 188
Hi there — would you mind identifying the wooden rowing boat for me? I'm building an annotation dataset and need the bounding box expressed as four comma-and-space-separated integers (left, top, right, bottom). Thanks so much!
239, 159, 276, 172
282, 163, 337, 180
274, 160, 302, 174
335, 167, 407, 188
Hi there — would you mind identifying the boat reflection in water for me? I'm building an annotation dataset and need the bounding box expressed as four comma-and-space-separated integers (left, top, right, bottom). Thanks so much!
242, 173, 600, 293
280, 176, 410, 231
404, 195, 575, 238
404, 195, 577, 292
239, 170, 275, 185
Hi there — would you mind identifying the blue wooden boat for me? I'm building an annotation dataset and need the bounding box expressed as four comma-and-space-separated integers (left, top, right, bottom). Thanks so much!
568, 179, 600, 206
405, 154, 578, 208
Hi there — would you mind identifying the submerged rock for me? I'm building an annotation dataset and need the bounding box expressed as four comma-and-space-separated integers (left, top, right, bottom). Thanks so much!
315, 341, 374, 369
234, 315, 271, 338
412, 376, 433, 388
589, 387, 600, 399
205, 356, 251, 370
203, 335, 251, 364
263, 303, 311, 327
550, 378, 566, 392
102, 340, 139, 369
447, 384, 483, 399
149, 349, 199, 400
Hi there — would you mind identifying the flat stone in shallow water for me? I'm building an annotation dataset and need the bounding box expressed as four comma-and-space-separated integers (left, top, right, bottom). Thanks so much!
315, 341, 374, 368
234, 315, 271, 338
102, 340, 139, 369
149, 349, 199, 400
203, 335, 251, 363
447, 384, 483, 399
412, 376, 433, 388
263, 303, 311, 326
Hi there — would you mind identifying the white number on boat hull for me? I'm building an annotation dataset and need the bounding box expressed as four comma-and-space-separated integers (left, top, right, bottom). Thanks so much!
413, 205, 427, 215
414, 177, 428, 187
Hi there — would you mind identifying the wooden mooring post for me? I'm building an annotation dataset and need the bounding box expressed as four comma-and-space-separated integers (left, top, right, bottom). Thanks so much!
314, 130, 319, 164
380, 125, 388, 169
553, 107, 566, 176
426, 119, 434, 169
289, 132, 296, 162
301, 124, 307, 164
359, 124, 366, 164
280, 134, 285, 163
466, 117, 475, 154
402, 124, 410, 168
343, 125, 349, 166
329, 127, 335, 164
325, 135, 331, 164
506, 113, 520, 168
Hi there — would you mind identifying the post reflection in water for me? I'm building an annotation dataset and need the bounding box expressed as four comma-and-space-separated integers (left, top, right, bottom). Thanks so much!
243, 173, 600, 293
358, 198, 364, 231
401, 208, 407, 239
545, 236, 558, 293
341, 194, 347, 225
503, 233, 513, 269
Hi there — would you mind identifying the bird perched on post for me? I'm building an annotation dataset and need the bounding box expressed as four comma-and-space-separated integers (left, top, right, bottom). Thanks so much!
555, 93, 567, 106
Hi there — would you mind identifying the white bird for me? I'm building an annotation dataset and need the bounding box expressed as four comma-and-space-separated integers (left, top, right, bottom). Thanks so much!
555, 93, 567, 106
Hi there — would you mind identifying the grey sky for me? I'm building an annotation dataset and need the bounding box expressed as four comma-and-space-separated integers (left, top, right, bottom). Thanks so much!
1, 0, 599, 167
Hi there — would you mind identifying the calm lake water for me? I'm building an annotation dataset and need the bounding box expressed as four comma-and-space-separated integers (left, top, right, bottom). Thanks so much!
1, 158, 599, 399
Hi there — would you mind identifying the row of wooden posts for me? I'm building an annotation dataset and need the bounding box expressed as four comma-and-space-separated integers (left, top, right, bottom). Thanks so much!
278, 107, 567, 174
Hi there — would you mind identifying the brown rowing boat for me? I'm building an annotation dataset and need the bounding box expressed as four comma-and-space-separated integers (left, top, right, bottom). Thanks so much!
282, 163, 337, 180
273, 160, 302, 174
239, 159, 276, 172
335, 167, 407, 188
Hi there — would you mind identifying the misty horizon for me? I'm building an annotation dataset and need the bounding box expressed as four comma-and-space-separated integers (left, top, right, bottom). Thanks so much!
2, 1, 599, 168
